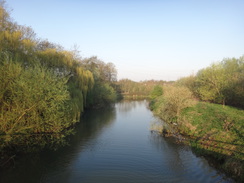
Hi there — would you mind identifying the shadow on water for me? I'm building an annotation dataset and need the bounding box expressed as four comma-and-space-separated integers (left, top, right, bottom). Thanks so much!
191, 145, 243, 183
0, 104, 116, 183
149, 133, 234, 183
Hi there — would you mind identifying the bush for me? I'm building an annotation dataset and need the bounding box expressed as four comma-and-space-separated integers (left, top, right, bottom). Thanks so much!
150, 85, 163, 99
151, 85, 195, 123
0, 58, 74, 139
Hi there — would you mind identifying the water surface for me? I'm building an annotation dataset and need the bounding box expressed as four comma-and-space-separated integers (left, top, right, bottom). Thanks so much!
0, 100, 232, 183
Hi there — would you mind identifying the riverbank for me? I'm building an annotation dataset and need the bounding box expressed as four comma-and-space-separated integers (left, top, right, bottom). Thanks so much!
150, 100, 244, 182
0, 100, 231, 182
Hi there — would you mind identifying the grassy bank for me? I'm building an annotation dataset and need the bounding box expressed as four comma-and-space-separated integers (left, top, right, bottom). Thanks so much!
150, 100, 244, 182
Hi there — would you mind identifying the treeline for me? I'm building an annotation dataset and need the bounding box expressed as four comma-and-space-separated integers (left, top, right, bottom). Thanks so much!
117, 79, 166, 97
0, 2, 118, 149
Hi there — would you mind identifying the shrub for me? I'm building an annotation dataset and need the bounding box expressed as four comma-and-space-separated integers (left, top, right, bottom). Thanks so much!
0, 58, 74, 139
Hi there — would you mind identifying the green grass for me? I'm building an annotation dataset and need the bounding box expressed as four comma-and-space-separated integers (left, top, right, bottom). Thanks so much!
180, 102, 244, 157
180, 102, 244, 181
150, 100, 244, 181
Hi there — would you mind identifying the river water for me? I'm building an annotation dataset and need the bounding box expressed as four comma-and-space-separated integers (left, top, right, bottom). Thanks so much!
1, 100, 232, 183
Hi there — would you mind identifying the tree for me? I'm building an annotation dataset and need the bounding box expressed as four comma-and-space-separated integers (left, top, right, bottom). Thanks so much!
196, 63, 227, 105
221, 57, 244, 108
104, 62, 117, 82
0, 1, 120, 151
81, 57, 117, 82
0, 0, 14, 31
160, 85, 195, 122
0, 58, 73, 136
0, 2, 95, 139
80, 57, 118, 107
176, 75, 198, 97
194, 56, 244, 108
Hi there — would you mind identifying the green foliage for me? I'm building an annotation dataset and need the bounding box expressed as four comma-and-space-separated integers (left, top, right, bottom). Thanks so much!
150, 85, 163, 99
118, 79, 166, 97
221, 57, 244, 108
81, 56, 117, 83
150, 81, 244, 181
0, 58, 74, 137
0, 2, 120, 152
151, 83, 244, 160
180, 102, 244, 164
176, 75, 198, 97
81, 56, 118, 107
87, 82, 117, 107
151, 85, 195, 123
150, 87, 244, 181
195, 63, 228, 104
178, 56, 244, 108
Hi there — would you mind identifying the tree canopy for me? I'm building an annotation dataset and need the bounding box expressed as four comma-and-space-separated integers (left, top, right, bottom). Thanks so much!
0, 2, 118, 150
177, 56, 244, 108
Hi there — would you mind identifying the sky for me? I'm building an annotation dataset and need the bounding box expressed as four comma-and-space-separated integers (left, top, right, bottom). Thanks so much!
5, 0, 244, 81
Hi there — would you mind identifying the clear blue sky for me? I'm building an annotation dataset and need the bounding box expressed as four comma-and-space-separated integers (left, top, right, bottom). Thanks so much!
6, 0, 244, 81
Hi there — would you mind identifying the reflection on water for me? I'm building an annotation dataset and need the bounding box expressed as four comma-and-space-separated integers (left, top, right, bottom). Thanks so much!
0, 100, 233, 183
116, 100, 139, 113
0, 129, 74, 154
149, 133, 231, 183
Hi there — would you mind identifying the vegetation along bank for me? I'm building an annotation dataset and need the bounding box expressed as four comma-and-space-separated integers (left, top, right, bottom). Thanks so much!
150, 56, 244, 182
1, 2, 244, 182
0, 1, 120, 160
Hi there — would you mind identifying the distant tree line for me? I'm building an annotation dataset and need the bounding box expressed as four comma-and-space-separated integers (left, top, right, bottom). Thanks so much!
117, 79, 166, 97
0, 1, 118, 149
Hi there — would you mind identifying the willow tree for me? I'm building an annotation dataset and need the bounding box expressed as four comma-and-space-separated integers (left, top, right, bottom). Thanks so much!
36, 47, 94, 119
0, 57, 73, 135
0, 2, 95, 140
80, 56, 118, 107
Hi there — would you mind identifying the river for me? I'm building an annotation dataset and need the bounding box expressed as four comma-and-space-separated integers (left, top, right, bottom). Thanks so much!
0, 100, 233, 183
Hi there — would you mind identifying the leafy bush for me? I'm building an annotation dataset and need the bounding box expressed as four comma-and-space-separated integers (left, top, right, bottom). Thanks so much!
0, 58, 74, 138
150, 85, 163, 99
87, 82, 117, 107
177, 56, 244, 108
